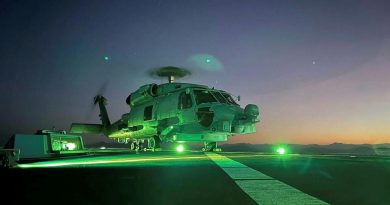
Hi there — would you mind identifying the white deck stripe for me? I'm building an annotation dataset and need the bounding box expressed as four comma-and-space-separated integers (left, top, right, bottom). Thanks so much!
206, 153, 328, 205
222, 167, 272, 180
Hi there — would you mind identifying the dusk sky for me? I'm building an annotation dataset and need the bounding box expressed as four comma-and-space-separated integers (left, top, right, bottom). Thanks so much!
1, 0, 389, 145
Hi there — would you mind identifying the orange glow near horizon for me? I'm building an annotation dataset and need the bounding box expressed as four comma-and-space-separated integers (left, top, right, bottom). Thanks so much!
231, 63, 390, 145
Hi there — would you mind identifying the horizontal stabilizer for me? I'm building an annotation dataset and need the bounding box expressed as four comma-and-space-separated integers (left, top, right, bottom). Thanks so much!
70, 123, 103, 134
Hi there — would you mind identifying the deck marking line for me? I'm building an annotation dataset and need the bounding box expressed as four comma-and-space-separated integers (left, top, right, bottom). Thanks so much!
206, 153, 328, 205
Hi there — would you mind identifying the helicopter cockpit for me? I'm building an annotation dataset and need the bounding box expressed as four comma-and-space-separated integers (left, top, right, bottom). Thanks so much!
193, 89, 238, 106
193, 89, 217, 105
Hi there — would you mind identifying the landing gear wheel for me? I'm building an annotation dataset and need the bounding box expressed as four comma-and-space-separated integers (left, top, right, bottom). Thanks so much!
148, 138, 156, 151
139, 140, 147, 151
130, 142, 135, 150
213, 148, 222, 152
130, 141, 140, 151
203, 142, 217, 152
152, 135, 162, 151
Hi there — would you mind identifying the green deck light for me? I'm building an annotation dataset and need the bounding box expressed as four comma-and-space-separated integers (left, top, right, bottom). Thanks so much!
277, 147, 286, 155
176, 145, 184, 152
66, 143, 76, 151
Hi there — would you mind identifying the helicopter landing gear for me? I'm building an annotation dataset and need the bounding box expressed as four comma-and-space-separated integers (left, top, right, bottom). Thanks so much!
130, 141, 140, 151
154, 135, 162, 149
202, 142, 222, 152
131, 136, 162, 152
148, 138, 155, 151
147, 136, 162, 151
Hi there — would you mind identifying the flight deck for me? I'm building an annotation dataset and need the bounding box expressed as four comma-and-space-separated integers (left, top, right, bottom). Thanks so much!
2, 150, 389, 205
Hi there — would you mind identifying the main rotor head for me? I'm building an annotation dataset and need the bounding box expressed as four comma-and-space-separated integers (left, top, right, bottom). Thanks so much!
149, 66, 191, 83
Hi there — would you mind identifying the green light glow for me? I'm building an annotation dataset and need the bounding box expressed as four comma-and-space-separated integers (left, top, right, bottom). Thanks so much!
277, 147, 286, 155
104, 56, 109, 61
18, 155, 207, 168
176, 145, 184, 152
66, 143, 76, 150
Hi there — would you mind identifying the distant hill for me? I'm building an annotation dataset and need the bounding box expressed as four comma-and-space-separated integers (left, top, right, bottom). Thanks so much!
86, 142, 390, 156
220, 143, 390, 155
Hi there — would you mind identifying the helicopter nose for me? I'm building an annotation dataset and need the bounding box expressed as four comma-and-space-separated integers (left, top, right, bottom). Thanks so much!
230, 104, 259, 134
205, 105, 238, 132
244, 104, 259, 122
206, 104, 259, 134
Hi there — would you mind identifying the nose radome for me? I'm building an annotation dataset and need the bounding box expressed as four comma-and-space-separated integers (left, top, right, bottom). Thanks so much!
244, 104, 259, 120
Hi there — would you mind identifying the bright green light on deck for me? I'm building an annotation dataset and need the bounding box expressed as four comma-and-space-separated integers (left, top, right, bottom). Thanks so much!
176, 145, 184, 152
66, 143, 76, 150
277, 147, 286, 155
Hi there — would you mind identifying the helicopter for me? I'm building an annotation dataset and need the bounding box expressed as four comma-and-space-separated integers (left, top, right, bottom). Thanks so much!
70, 66, 260, 151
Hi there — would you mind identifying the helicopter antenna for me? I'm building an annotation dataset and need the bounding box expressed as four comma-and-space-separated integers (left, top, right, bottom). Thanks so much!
149, 66, 191, 83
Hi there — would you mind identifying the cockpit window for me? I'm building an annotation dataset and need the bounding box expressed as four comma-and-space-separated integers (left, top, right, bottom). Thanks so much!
210, 91, 228, 104
194, 90, 217, 105
221, 92, 238, 105
178, 91, 192, 109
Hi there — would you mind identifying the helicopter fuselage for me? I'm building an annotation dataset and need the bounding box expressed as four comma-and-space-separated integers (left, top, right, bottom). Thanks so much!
71, 82, 260, 149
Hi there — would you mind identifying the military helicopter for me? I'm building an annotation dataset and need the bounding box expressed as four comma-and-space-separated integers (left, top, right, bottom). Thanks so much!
70, 66, 260, 151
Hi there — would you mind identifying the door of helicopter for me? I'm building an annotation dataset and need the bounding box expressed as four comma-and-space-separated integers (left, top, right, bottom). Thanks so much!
177, 88, 196, 123
156, 92, 178, 120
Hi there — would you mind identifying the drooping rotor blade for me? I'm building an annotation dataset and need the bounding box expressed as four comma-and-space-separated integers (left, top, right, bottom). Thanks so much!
85, 81, 109, 120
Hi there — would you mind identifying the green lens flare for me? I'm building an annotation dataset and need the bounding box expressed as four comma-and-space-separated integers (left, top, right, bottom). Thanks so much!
188, 54, 223, 71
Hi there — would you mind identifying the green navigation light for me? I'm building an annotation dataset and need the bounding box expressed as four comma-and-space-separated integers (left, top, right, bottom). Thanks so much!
176, 145, 184, 152
277, 147, 286, 155
104, 56, 109, 61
